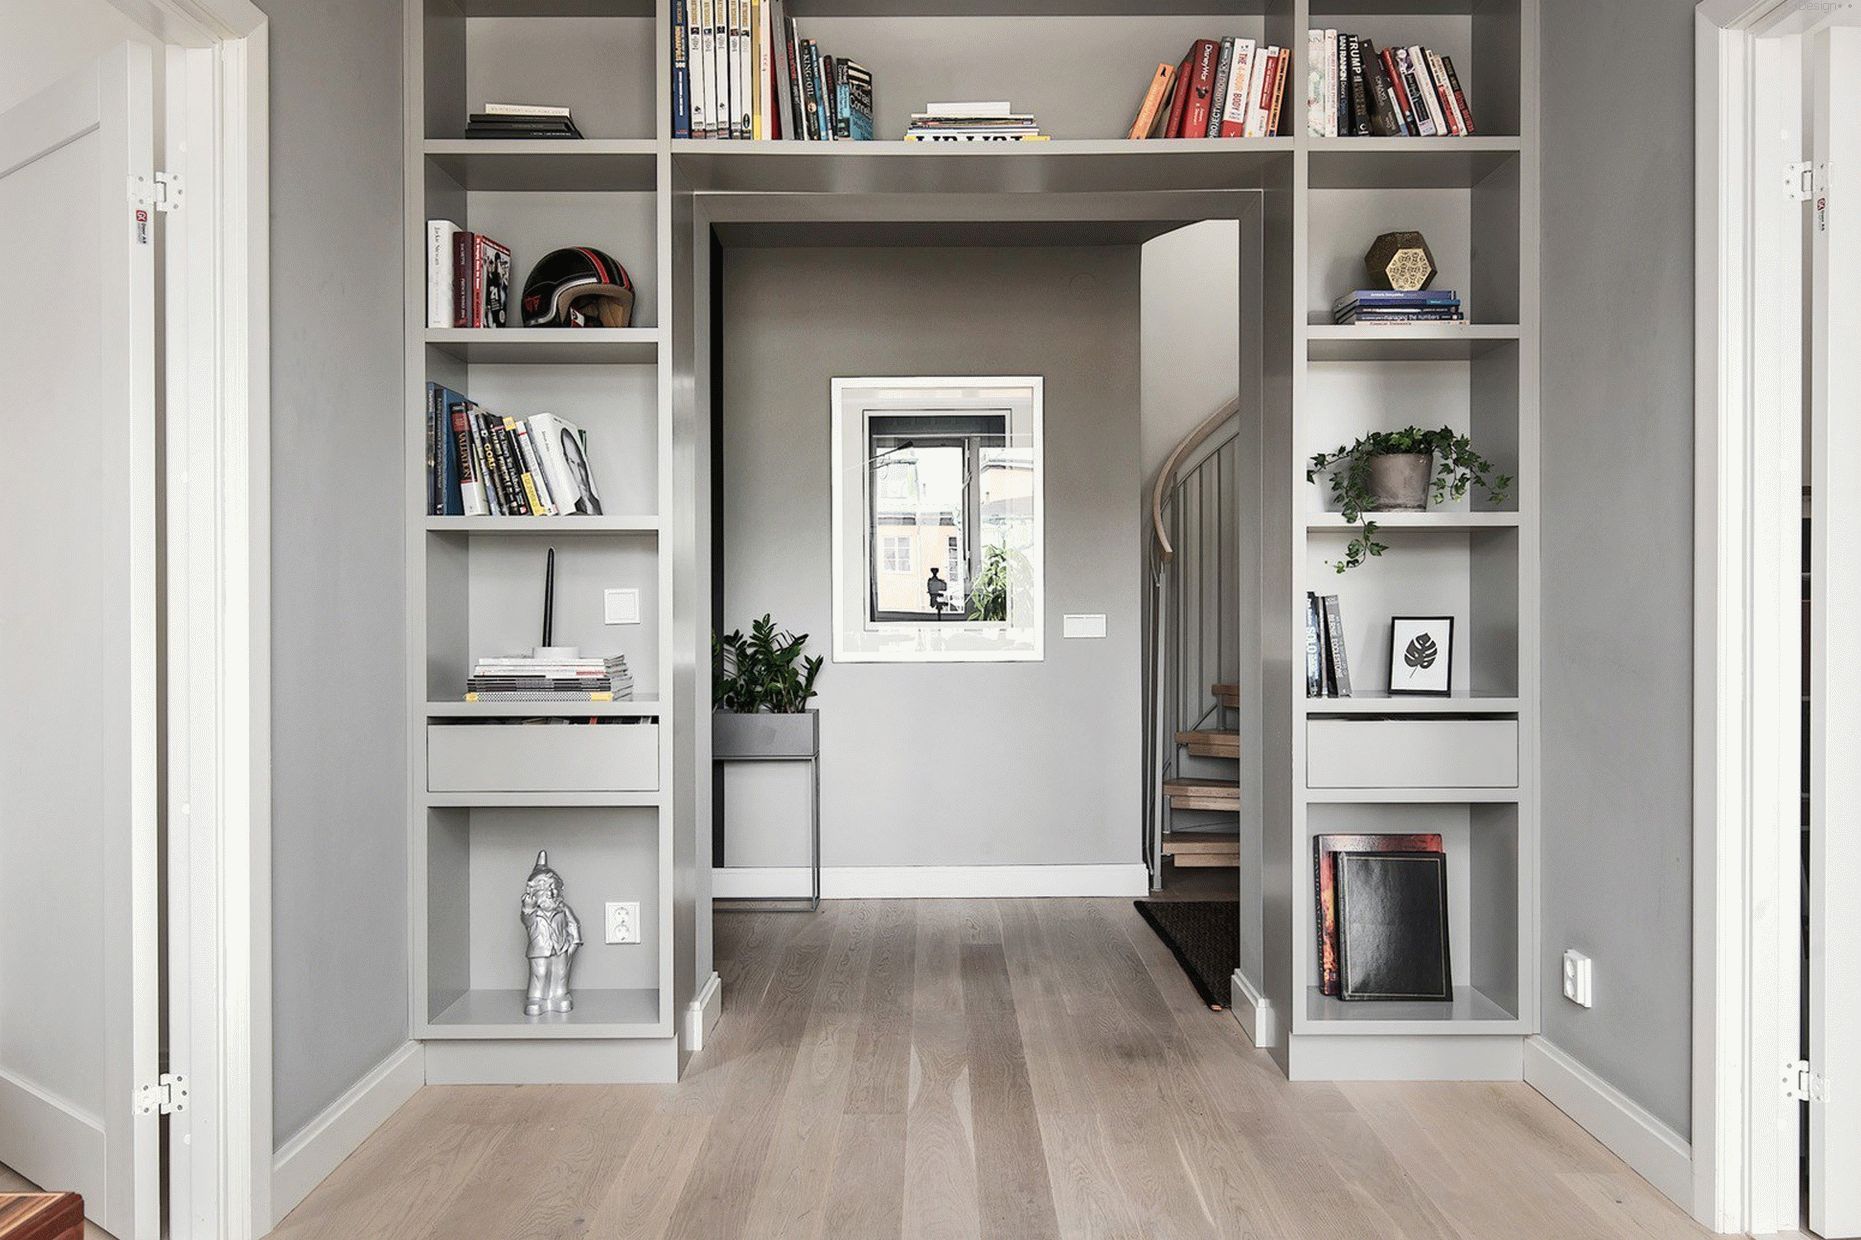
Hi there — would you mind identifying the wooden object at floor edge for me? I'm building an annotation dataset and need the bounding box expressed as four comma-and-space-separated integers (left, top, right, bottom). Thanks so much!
0, 1193, 84, 1240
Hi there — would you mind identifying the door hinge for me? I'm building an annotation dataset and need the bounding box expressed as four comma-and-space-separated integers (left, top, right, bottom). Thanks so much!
1784, 160, 1826, 204
127, 170, 183, 213
133, 1073, 188, 1116
1784, 1059, 1828, 1103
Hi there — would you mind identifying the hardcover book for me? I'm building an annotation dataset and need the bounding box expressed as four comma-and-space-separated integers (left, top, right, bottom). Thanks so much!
672, 0, 692, 137
1163, 53, 1194, 137
1345, 34, 1371, 136
1217, 39, 1255, 137
1128, 62, 1177, 140
473, 234, 512, 328
843, 62, 873, 140
1358, 39, 1401, 136
1206, 37, 1236, 138
1313, 833, 1445, 996
1335, 851, 1453, 1002
1322, 594, 1352, 696
1179, 40, 1220, 137
1304, 592, 1324, 697
1306, 31, 1326, 137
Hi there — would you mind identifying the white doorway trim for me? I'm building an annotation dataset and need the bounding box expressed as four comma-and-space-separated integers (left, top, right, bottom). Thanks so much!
108, 1, 272, 1236
1693, 1, 1814, 1233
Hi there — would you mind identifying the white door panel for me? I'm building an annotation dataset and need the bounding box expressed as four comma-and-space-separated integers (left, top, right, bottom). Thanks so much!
0, 43, 158, 1240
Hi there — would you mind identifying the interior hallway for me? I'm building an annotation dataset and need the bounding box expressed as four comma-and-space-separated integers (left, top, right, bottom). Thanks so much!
269, 899, 1711, 1239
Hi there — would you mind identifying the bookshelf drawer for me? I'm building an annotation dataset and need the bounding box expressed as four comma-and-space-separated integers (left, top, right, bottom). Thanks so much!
1306, 719, 1517, 790
427, 722, 659, 794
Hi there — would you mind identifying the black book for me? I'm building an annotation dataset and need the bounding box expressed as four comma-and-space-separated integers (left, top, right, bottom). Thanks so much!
1335, 34, 1350, 135
1359, 39, 1403, 136
1304, 592, 1324, 697
1335, 850, 1453, 1001
1346, 35, 1371, 137
1322, 594, 1352, 696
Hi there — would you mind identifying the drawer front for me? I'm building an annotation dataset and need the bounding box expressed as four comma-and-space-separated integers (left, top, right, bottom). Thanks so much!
1306, 719, 1518, 789
428, 723, 659, 793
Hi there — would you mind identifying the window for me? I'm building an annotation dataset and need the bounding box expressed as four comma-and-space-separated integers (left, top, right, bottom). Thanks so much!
881, 536, 912, 573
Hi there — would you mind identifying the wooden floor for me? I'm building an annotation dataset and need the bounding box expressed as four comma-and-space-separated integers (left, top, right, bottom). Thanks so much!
271, 899, 1715, 1240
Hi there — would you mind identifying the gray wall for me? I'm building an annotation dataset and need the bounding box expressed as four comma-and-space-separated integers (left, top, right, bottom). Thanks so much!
1539, 0, 1696, 1137
720, 245, 1143, 870
258, 0, 410, 1147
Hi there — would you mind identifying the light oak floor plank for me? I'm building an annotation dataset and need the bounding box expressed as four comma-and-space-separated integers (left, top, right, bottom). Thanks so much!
267, 899, 1718, 1240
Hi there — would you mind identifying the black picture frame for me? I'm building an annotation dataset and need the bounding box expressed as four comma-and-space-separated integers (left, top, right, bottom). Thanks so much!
1386, 615, 1454, 695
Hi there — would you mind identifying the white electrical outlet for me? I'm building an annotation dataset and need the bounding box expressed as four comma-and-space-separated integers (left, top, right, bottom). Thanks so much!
605, 901, 641, 945
1561, 949, 1593, 1008
604, 588, 641, 625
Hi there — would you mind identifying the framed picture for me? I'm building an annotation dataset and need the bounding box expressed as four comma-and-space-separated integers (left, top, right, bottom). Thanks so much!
1387, 615, 1454, 695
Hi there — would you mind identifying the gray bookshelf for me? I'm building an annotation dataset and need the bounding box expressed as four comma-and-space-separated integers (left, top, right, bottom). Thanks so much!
402, 0, 1538, 1084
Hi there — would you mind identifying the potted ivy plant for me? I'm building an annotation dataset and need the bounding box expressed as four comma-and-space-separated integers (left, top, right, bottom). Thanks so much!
713, 613, 824, 759
1307, 426, 1511, 572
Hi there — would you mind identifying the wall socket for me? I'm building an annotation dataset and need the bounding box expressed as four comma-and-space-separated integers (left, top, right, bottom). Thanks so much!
1561, 949, 1594, 1007
604, 901, 641, 945
604, 588, 641, 625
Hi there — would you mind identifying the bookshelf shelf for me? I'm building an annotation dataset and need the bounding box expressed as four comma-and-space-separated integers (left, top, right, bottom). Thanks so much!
425, 790, 662, 808
1304, 511, 1519, 530
1305, 323, 1520, 361
1304, 135, 1520, 189
1301, 692, 1521, 716
1300, 985, 1521, 1035
424, 139, 658, 193
426, 700, 662, 717
424, 327, 660, 365
423, 516, 660, 533
424, 987, 666, 1039
770, 0, 1282, 13
1304, 786, 1522, 805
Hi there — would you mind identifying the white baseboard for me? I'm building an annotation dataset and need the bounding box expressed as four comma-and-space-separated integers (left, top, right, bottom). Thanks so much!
1522, 1036, 1693, 1211
1229, 968, 1277, 1049
683, 971, 723, 1055
712, 863, 1149, 900
270, 1042, 425, 1226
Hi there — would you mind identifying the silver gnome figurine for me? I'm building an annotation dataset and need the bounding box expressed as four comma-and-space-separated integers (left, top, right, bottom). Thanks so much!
519, 850, 582, 1016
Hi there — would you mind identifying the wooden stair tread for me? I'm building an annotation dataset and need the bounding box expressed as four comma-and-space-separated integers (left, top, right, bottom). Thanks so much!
1163, 777, 1241, 811
1162, 826, 1241, 867
1175, 728, 1241, 757
1212, 682, 1240, 707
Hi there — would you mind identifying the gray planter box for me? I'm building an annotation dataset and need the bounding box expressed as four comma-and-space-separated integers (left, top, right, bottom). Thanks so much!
714, 709, 819, 759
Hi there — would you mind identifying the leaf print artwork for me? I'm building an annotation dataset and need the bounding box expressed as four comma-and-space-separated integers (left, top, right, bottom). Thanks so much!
1403, 632, 1438, 678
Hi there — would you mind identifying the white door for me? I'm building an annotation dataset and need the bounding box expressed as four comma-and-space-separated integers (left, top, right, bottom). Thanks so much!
1808, 24, 1861, 1240
0, 43, 160, 1240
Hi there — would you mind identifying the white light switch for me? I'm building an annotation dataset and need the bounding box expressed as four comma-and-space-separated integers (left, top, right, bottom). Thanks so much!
1561, 949, 1593, 1007
604, 588, 641, 625
1062, 614, 1107, 639
605, 901, 641, 945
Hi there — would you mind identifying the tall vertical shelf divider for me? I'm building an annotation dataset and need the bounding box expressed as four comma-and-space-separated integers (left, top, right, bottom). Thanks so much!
400, 0, 1537, 1084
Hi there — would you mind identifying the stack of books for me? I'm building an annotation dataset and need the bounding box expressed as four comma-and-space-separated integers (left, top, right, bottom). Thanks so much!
1129, 38, 1293, 140
465, 103, 584, 139
672, 0, 874, 140
465, 654, 634, 703
1306, 32, 1475, 138
1332, 289, 1464, 325
426, 383, 606, 518
1304, 592, 1351, 697
424, 223, 511, 329
905, 102, 1042, 143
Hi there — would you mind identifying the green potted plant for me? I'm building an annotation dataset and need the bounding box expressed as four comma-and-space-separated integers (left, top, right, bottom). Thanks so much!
1307, 426, 1511, 572
713, 613, 824, 759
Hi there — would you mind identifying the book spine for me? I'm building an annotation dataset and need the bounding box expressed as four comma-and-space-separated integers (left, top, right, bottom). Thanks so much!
784, 18, 807, 140
1334, 31, 1349, 135
1441, 54, 1475, 134
511, 418, 556, 515
1357, 38, 1396, 137
1313, 837, 1332, 995
1322, 29, 1339, 137
695, 0, 713, 136
425, 221, 455, 328
1206, 37, 1236, 139
1427, 48, 1463, 135
487, 416, 528, 515
846, 64, 873, 140
1379, 47, 1415, 134
449, 403, 475, 516
1219, 39, 1254, 137
737, 0, 753, 138
1180, 40, 1217, 138
672, 0, 691, 138
471, 236, 489, 328
1247, 43, 1278, 137
820, 54, 839, 138
467, 407, 499, 515
748, 0, 762, 138
1344, 34, 1366, 136
1397, 47, 1438, 137
425, 384, 439, 516
500, 418, 543, 515
1305, 592, 1323, 697
1130, 62, 1174, 139
1162, 54, 1193, 138
712, 0, 730, 138
1306, 30, 1326, 137
1323, 595, 1352, 696
758, 0, 776, 138
832, 56, 851, 138
1265, 47, 1290, 138
1407, 46, 1446, 136
799, 40, 822, 139
452, 230, 472, 327
769, 0, 791, 139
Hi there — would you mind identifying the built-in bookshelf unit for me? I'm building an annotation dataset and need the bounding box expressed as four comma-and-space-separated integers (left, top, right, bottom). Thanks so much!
401, 0, 1536, 1085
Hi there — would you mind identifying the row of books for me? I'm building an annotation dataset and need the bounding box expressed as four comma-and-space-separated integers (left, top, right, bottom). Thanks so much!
906, 102, 1044, 143
424, 223, 511, 329
1306, 31, 1476, 138
1313, 833, 1452, 1001
1333, 288, 1465, 325
466, 654, 634, 703
1129, 38, 1292, 140
672, 0, 873, 140
1305, 592, 1352, 697
464, 103, 583, 140
426, 384, 606, 518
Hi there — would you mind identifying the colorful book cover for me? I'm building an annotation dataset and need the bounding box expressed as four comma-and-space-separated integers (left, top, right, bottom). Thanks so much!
672, 0, 691, 138
844, 61, 873, 141
1314, 833, 1444, 996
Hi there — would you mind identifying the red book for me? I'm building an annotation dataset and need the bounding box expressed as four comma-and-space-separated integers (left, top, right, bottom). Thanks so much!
1264, 47, 1290, 138
1254, 45, 1284, 137
451, 229, 475, 328
1441, 54, 1476, 134
1163, 52, 1194, 138
1313, 832, 1444, 997
1379, 47, 1416, 133
1180, 39, 1221, 138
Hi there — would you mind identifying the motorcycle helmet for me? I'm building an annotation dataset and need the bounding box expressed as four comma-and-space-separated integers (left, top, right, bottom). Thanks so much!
521, 247, 635, 328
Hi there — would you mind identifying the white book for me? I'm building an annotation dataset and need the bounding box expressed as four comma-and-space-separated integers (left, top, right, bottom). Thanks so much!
1409, 45, 1448, 137
926, 100, 1012, 117
511, 419, 557, 516
696, 0, 715, 136
482, 102, 571, 118
1426, 48, 1464, 134
530, 413, 603, 515
1246, 45, 1281, 137
729, 0, 745, 138
1220, 38, 1255, 137
1306, 30, 1326, 137
687, 0, 707, 135
1323, 29, 1339, 138
713, 0, 731, 137
753, 0, 770, 138
426, 220, 459, 328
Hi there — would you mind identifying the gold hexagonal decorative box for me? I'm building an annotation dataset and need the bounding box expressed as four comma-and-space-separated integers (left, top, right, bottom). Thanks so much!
1364, 230, 1438, 292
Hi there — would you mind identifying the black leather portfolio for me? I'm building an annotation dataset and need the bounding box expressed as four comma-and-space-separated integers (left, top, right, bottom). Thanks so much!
1335, 850, 1453, 1001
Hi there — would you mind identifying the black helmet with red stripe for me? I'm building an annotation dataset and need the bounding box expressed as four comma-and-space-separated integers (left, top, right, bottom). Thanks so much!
521, 247, 635, 328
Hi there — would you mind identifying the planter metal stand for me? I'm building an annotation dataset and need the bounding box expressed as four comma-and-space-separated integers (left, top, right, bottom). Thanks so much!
713, 710, 821, 911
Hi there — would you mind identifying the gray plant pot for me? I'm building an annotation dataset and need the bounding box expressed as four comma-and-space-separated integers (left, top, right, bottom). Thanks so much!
714, 709, 820, 759
1366, 452, 1432, 512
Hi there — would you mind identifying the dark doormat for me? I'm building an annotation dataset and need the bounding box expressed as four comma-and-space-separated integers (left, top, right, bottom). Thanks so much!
1134, 899, 1238, 1010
